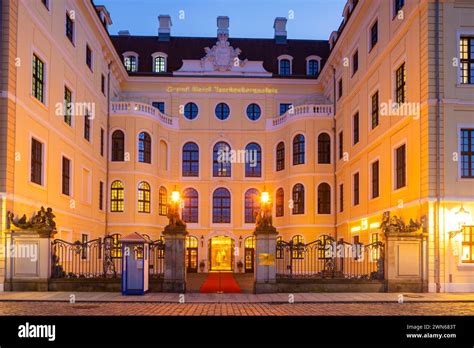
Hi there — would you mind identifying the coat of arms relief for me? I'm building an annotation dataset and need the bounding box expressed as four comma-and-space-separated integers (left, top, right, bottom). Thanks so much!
201, 33, 247, 72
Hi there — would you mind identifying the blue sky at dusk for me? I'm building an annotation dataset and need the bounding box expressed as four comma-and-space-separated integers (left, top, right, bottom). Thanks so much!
98, 0, 347, 40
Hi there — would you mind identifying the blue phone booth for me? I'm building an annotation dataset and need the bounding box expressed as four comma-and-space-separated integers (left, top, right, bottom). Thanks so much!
121, 232, 149, 295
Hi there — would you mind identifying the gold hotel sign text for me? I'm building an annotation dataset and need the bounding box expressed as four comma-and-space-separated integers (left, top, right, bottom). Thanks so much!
166, 86, 279, 94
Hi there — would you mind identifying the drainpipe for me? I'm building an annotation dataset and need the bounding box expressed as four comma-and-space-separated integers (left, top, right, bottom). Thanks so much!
105, 61, 112, 236
434, 0, 441, 293
332, 66, 337, 241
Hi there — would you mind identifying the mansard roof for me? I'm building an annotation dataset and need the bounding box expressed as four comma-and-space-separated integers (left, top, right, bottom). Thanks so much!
110, 35, 330, 78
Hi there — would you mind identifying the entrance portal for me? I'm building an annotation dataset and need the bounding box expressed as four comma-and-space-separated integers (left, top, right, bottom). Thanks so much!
209, 236, 234, 271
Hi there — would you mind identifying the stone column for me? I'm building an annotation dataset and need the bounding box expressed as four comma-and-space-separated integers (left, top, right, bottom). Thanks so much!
253, 225, 278, 294
162, 224, 187, 292
384, 232, 428, 292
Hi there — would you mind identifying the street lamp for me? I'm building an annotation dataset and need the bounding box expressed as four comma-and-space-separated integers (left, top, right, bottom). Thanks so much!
261, 191, 270, 205
171, 187, 180, 204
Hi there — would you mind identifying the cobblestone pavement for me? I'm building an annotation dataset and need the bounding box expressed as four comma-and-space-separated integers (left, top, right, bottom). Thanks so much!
1, 301, 474, 316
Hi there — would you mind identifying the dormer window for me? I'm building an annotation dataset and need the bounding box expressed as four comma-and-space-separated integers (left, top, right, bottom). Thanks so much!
123, 52, 138, 72
306, 56, 321, 77
152, 52, 167, 73
278, 55, 293, 76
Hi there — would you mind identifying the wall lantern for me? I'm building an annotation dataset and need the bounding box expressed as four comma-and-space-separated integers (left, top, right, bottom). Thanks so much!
455, 204, 471, 230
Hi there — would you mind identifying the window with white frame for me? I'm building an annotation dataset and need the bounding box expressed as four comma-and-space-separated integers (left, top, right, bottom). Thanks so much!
123, 52, 138, 72
152, 53, 167, 73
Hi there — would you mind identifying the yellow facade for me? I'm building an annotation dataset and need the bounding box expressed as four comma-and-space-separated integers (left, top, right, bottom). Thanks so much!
0, 0, 473, 291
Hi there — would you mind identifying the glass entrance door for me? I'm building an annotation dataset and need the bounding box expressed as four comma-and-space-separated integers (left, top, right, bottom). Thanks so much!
209, 236, 233, 271
186, 236, 198, 272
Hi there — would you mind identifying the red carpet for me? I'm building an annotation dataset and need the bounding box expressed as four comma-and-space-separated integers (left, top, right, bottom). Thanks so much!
199, 273, 242, 293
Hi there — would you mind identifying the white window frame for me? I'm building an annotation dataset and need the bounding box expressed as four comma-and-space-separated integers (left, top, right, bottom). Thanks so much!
392, 139, 408, 191
151, 52, 168, 73
122, 51, 139, 72
456, 31, 474, 86
305, 55, 322, 76
29, 133, 47, 188
60, 153, 74, 198
277, 54, 293, 75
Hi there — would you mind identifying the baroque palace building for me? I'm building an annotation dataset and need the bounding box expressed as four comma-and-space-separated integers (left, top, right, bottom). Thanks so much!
0, 0, 473, 291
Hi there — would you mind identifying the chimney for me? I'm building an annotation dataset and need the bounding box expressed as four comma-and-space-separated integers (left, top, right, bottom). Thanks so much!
217, 16, 229, 39
274, 17, 287, 44
118, 30, 130, 36
158, 15, 172, 41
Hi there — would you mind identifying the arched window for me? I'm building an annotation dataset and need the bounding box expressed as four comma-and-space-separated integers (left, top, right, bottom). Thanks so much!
186, 235, 198, 248
154, 56, 166, 73
276, 142, 285, 171
245, 236, 255, 248
182, 142, 199, 177
279, 59, 291, 75
293, 134, 305, 165
124, 55, 137, 72
317, 183, 331, 214
158, 186, 167, 216
292, 235, 304, 259
182, 188, 198, 223
318, 133, 331, 164
307, 59, 319, 76
138, 132, 151, 163
213, 187, 231, 223
245, 143, 261, 177
110, 180, 124, 212
213, 142, 231, 177
292, 183, 305, 215
244, 188, 260, 223
246, 103, 261, 121
276, 188, 284, 217
184, 102, 198, 120
215, 103, 230, 120
137, 181, 151, 213
111, 130, 125, 161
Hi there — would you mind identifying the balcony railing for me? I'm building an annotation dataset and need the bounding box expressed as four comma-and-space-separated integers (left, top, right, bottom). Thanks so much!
111, 101, 178, 129
267, 104, 333, 129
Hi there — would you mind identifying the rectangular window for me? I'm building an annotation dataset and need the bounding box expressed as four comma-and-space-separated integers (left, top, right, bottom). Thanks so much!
32, 54, 45, 103
279, 103, 292, 116
152, 102, 165, 113
338, 131, 344, 159
84, 113, 90, 141
353, 112, 359, 145
461, 128, 474, 178
338, 78, 343, 100
371, 160, 379, 199
31, 138, 43, 185
64, 86, 72, 126
66, 11, 74, 43
394, 0, 405, 16
339, 183, 344, 212
370, 21, 378, 50
99, 181, 104, 211
371, 91, 379, 129
86, 44, 93, 70
353, 172, 359, 206
395, 63, 406, 104
62, 157, 71, 196
101, 74, 106, 95
352, 50, 359, 76
460, 37, 474, 84
395, 144, 406, 189
124, 56, 137, 72
462, 226, 474, 263
100, 128, 105, 156
81, 234, 88, 260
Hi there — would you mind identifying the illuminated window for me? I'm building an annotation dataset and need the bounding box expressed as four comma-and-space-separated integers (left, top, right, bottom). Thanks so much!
32, 54, 45, 103
293, 134, 305, 165
291, 235, 304, 259
124, 55, 137, 72
137, 182, 151, 213
159, 186, 167, 216
318, 235, 332, 260
110, 180, 124, 212
462, 226, 474, 263
245, 143, 261, 177
292, 183, 305, 215
182, 142, 199, 177
138, 132, 151, 164
317, 183, 331, 214
460, 37, 474, 84
213, 142, 231, 177
111, 130, 125, 161
276, 236, 283, 259
154, 56, 166, 73
244, 188, 260, 223
245, 236, 255, 249
276, 142, 285, 171
213, 188, 231, 223
276, 188, 284, 217
182, 188, 198, 223
318, 133, 331, 164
